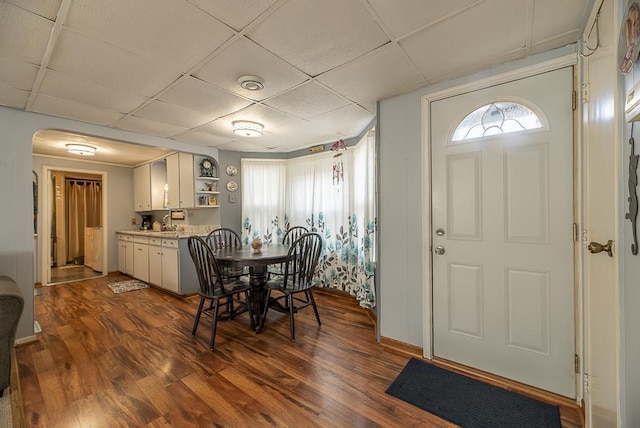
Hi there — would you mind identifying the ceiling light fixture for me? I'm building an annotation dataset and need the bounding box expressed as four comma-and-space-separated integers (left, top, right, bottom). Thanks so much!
66, 144, 96, 156
237, 75, 265, 91
232, 120, 264, 137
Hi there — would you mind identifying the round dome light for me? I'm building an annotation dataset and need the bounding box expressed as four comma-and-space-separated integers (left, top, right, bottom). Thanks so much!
232, 120, 264, 137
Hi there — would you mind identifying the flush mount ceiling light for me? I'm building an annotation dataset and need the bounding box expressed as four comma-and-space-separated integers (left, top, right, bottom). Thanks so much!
237, 75, 264, 91
232, 120, 263, 137
66, 143, 96, 156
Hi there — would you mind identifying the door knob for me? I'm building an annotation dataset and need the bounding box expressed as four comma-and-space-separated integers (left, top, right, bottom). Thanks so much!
434, 246, 446, 255
587, 240, 613, 257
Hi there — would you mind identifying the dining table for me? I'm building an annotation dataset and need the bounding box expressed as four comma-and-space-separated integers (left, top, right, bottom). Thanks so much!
214, 244, 290, 331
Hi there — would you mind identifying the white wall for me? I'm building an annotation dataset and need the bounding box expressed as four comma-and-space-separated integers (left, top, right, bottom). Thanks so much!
0, 105, 218, 341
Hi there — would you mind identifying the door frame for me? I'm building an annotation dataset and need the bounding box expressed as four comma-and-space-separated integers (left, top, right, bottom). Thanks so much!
420, 53, 581, 401
40, 164, 108, 285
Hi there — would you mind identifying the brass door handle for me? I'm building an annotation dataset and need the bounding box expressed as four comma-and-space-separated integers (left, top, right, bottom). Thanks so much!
587, 240, 613, 257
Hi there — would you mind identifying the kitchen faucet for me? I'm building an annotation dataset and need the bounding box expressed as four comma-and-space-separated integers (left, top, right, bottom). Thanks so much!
162, 214, 171, 230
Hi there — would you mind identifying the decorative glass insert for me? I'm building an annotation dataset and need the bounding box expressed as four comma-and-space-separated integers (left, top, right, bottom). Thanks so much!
452, 102, 542, 141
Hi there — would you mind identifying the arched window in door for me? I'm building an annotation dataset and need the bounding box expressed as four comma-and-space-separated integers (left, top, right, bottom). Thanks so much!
451, 100, 546, 142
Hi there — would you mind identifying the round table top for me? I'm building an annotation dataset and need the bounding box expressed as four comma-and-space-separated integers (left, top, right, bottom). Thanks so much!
215, 244, 290, 267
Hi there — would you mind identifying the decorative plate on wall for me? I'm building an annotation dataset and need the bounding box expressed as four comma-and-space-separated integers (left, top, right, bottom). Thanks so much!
226, 165, 238, 176
619, 1, 640, 74
226, 181, 238, 192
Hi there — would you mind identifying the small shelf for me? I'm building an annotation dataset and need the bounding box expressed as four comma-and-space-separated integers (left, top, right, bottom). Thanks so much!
196, 176, 219, 181
195, 191, 220, 195
195, 204, 220, 208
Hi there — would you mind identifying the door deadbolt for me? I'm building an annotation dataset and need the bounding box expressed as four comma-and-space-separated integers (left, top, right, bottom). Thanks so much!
587, 240, 613, 257
435, 228, 445, 237
434, 246, 445, 255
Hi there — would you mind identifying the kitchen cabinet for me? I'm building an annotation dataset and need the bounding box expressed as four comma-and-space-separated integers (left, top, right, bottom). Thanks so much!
133, 236, 149, 282
134, 163, 151, 212
166, 152, 195, 209
117, 234, 135, 275
84, 227, 103, 272
149, 238, 179, 293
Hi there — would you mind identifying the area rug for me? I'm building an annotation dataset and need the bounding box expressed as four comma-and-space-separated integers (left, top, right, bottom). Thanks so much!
385, 358, 561, 428
107, 280, 149, 294
0, 387, 12, 428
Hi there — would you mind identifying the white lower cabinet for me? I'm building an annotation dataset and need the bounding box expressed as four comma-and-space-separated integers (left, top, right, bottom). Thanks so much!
116, 233, 199, 295
133, 237, 149, 282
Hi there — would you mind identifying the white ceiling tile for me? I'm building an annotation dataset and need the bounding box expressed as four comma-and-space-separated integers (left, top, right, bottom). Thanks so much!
0, 2, 53, 64
65, 0, 234, 71
4, 0, 63, 20
173, 130, 234, 147
134, 100, 215, 129
400, 0, 527, 81
116, 115, 188, 138
194, 37, 309, 101
0, 57, 39, 90
48, 29, 183, 97
264, 81, 351, 120
31, 94, 124, 126
247, 0, 389, 76
312, 104, 374, 137
531, 31, 581, 56
187, 0, 278, 31
0, 85, 29, 109
214, 140, 270, 152
39, 70, 149, 113
368, 0, 480, 39
158, 77, 252, 117
532, 0, 586, 44
317, 44, 425, 104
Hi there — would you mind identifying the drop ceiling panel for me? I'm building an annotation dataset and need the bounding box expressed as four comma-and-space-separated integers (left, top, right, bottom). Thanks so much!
532, 0, 585, 44
0, 57, 39, 90
158, 77, 252, 117
174, 129, 234, 147
194, 37, 309, 101
247, 0, 390, 76
214, 139, 268, 152
0, 85, 29, 109
0, 2, 52, 64
39, 70, 149, 112
312, 104, 374, 137
116, 115, 188, 138
400, 0, 527, 81
264, 81, 351, 120
4, 0, 63, 20
225, 104, 307, 135
65, 0, 235, 71
368, 0, 480, 39
133, 100, 214, 129
187, 0, 278, 32
48, 30, 183, 97
31, 94, 124, 126
317, 43, 425, 104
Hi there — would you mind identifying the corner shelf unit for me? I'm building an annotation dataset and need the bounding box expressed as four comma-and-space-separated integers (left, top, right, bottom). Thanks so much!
193, 154, 221, 208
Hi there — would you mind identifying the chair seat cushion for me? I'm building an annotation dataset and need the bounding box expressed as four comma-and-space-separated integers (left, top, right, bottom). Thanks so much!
200, 279, 251, 299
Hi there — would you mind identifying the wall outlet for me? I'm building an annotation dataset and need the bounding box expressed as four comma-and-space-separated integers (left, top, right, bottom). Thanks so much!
131, 218, 137, 225
229, 195, 236, 203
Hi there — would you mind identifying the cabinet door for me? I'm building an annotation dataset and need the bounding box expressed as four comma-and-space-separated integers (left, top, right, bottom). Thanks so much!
118, 239, 127, 273
178, 152, 195, 208
133, 243, 149, 282
125, 241, 135, 276
166, 153, 180, 209
161, 246, 179, 293
149, 245, 163, 286
134, 163, 151, 212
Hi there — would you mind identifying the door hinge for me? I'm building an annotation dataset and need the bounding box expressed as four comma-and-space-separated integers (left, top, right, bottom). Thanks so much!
582, 83, 590, 103
572, 90, 577, 110
575, 354, 580, 373
573, 223, 578, 242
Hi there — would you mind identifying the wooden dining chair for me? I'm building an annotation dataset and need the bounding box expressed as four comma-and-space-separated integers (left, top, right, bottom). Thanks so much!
260, 232, 323, 340
206, 227, 248, 280
187, 235, 254, 350
267, 226, 308, 279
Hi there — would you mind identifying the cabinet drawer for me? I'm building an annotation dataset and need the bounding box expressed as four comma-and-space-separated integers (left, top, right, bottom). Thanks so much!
134, 236, 149, 244
149, 237, 162, 246
162, 239, 178, 248
118, 234, 134, 242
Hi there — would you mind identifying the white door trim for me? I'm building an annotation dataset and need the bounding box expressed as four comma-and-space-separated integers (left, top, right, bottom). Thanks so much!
41, 165, 109, 285
420, 53, 579, 391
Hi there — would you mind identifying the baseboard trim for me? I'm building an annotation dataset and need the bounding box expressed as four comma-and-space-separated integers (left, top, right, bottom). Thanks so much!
14, 335, 38, 346
380, 336, 423, 358
10, 348, 25, 428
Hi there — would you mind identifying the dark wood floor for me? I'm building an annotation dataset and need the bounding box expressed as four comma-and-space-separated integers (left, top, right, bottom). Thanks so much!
49, 265, 102, 284
16, 273, 583, 427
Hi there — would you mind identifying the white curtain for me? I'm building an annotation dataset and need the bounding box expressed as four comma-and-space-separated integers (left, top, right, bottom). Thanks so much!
240, 159, 287, 245
242, 130, 377, 308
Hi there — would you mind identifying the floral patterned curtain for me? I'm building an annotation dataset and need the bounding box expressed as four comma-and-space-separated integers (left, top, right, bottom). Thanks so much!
241, 130, 376, 308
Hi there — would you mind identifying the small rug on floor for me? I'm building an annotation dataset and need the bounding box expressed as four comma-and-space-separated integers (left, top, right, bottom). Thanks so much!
58, 264, 83, 270
0, 387, 12, 428
385, 358, 561, 428
107, 280, 149, 294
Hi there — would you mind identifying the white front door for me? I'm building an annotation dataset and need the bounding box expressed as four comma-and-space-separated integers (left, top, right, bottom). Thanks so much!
431, 67, 576, 397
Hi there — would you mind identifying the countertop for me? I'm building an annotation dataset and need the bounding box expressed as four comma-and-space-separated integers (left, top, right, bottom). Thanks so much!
116, 230, 208, 239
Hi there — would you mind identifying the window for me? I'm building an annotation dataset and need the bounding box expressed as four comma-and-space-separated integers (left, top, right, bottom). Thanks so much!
451, 101, 543, 142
